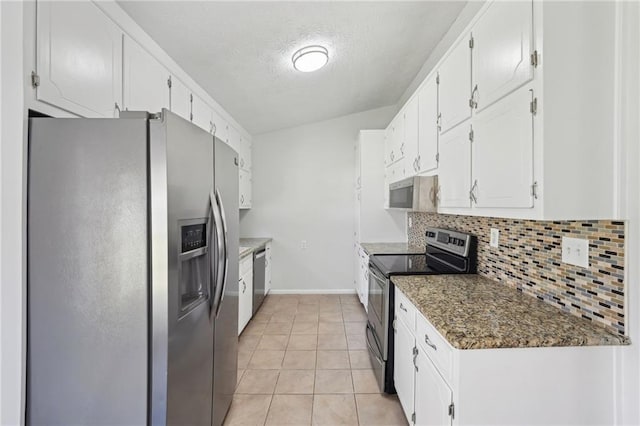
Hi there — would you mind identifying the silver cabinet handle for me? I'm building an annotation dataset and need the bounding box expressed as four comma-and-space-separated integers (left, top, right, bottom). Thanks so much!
469, 84, 479, 109
390, 151, 395, 162
400, 143, 405, 155
412, 346, 419, 372
399, 303, 407, 312
437, 112, 442, 132
470, 179, 478, 204
114, 102, 121, 117
240, 195, 244, 204
424, 333, 437, 351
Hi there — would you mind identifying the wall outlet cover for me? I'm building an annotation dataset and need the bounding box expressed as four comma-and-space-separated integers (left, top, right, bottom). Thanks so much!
490, 228, 499, 248
561, 237, 589, 268
408, 217, 413, 228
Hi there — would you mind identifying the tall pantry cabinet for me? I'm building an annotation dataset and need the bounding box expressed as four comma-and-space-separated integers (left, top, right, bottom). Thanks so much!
354, 130, 406, 307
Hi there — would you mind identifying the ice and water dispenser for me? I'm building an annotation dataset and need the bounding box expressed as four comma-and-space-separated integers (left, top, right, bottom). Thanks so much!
178, 220, 210, 317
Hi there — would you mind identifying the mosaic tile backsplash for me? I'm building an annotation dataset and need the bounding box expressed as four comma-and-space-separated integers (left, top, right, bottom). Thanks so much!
408, 212, 626, 336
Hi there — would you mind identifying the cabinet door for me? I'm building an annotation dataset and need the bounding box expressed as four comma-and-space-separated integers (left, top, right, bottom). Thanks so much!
239, 169, 252, 209
265, 244, 272, 293
417, 74, 439, 173
394, 317, 416, 423
191, 94, 213, 133
473, 1, 533, 112
170, 76, 191, 121
394, 114, 406, 161
37, 1, 122, 117
414, 349, 453, 426
404, 97, 419, 176
123, 36, 170, 113
438, 123, 471, 208
241, 137, 252, 171
238, 270, 253, 334
383, 125, 392, 167
473, 86, 534, 208
438, 35, 472, 134
211, 109, 227, 142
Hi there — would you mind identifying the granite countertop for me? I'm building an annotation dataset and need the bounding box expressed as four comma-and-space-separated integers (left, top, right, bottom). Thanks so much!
360, 242, 424, 256
239, 238, 272, 259
392, 274, 629, 350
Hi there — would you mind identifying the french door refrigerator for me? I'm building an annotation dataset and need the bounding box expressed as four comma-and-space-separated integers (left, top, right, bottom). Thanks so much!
27, 109, 238, 426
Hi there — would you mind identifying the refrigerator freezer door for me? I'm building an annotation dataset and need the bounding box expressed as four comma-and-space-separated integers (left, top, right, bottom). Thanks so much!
212, 139, 239, 426
27, 118, 149, 425
161, 110, 215, 426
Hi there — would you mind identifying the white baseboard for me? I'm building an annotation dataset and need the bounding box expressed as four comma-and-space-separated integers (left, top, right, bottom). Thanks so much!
267, 289, 357, 295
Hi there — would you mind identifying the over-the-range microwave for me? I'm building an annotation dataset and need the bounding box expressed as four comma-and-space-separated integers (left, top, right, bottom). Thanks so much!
388, 176, 438, 211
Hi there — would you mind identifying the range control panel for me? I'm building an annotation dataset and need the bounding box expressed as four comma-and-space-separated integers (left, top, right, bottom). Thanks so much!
426, 227, 473, 257
181, 223, 207, 253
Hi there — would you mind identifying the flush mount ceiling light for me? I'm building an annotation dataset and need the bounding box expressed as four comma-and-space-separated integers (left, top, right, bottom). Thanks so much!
292, 45, 329, 72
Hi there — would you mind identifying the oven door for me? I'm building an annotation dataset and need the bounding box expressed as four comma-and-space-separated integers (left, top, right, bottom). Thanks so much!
367, 264, 389, 356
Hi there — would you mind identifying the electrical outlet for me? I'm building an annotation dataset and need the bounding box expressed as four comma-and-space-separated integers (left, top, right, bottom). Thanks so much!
408, 217, 413, 228
490, 228, 499, 248
561, 237, 589, 268
301, 240, 307, 250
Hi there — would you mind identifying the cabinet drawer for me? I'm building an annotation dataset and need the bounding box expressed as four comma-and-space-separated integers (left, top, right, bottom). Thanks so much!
395, 289, 416, 331
240, 255, 253, 275
416, 311, 453, 383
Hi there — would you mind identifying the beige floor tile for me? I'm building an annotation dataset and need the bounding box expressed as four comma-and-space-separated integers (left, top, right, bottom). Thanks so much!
318, 321, 346, 335
319, 305, 342, 314
238, 334, 261, 352
314, 369, 353, 394
343, 310, 367, 322
266, 394, 313, 425
236, 369, 245, 388
317, 333, 347, 350
275, 369, 315, 394
298, 303, 320, 311
251, 310, 273, 323
319, 312, 343, 322
263, 321, 293, 335
346, 333, 367, 350
340, 294, 360, 304
316, 351, 351, 369
288, 334, 318, 350
270, 312, 296, 323
238, 350, 253, 370
351, 369, 380, 393
341, 304, 364, 314
224, 394, 272, 426
355, 394, 408, 426
236, 369, 280, 394
291, 321, 318, 335
295, 312, 320, 323
248, 350, 285, 369
312, 394, 358, 425
349, 350, 372, 369
282, 350, 317, 369
344, 321, 366, 336
242, 321, 267, 336
257, 334, 289, 350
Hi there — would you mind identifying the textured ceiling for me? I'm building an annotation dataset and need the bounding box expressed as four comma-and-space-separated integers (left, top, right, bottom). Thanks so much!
118, 1, 467, 134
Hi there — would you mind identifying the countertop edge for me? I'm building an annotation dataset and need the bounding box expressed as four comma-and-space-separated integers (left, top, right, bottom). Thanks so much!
240, 238, 272, 259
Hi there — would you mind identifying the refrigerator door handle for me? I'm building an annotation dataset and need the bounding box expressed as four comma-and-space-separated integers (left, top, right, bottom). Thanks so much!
210, 190, 224, 317
214, 187, 229, 318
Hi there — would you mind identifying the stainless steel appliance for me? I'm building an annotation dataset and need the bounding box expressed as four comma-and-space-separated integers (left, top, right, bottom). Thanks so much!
388, 176, 438, 211
253, 248, 267, 314
27, 110, 238, 426
366, 227, 477, 393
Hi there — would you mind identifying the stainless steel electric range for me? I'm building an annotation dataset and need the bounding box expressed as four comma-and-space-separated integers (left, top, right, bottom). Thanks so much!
366, 227, 477, 394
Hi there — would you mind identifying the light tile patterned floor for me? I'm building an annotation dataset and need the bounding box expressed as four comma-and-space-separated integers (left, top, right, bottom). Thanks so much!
224, 294, 408, 426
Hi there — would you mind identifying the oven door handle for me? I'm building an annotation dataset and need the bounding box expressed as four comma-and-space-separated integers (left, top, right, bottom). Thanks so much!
369, 266, 387, 287
366, 324, 384, 364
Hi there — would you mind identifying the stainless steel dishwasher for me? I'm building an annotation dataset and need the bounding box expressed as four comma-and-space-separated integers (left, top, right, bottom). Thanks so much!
253, 249, 266, 314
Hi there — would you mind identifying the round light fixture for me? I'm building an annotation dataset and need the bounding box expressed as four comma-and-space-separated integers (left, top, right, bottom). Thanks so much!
292, 45, 329, 72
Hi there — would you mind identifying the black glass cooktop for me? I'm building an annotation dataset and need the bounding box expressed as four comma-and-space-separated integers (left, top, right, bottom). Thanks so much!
369, 246, 470, 277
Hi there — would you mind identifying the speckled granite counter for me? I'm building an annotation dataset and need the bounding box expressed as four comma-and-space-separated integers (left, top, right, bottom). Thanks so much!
239, 238, 272, 259
360, 242, 423, 256
391, 274, 629, 349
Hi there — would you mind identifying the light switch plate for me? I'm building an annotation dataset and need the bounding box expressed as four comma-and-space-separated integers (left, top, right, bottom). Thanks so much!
561, 237, 589, 268
408, 217, 413, 228
301, 240, 307, 250
490, 228, 499, 248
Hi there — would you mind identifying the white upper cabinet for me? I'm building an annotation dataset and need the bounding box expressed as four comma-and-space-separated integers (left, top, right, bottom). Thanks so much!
239, 169, 252, 209
438, 34, 472, 134
438, 122, 471, 208
36, 1, 122, 117
417, 74, 439, 174
472, 85, 534, 209
211, 109, 228, 142
191, 94, 213, 133
227, 125, 241, 156
169, 76, 191, 122
123, 36, 170, 113
472, 1, 533, 113
404, 96, 419, 175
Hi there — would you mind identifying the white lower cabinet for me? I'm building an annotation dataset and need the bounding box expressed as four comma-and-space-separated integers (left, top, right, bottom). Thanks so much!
265, 243, 272, 293
355, 245, 369, 310
394, 287, 617, 425
238, 255, 253, 335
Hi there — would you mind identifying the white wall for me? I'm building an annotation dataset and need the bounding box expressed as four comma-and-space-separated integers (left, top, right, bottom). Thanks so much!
240, 105, 395, 293
0, 1, 25, 425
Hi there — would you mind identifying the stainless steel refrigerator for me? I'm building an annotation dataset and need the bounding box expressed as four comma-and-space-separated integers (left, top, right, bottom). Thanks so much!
27, 109, 238, 426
